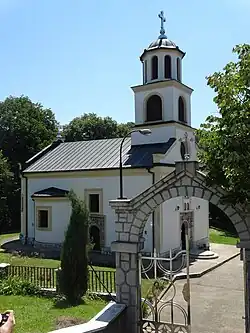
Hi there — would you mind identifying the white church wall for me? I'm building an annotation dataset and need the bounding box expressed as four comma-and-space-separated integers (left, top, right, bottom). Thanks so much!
131, 125, 175, 146
34, 199, 71, 244
172, 87, 191, 126
27, 172, 152, 248
160, 197, 183, 253
190, 197, 209, 244
133, 86, 174, 126
175, 127, 197, 161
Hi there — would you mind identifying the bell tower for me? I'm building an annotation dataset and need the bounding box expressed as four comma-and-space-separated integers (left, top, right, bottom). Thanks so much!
131, 11, 194, 147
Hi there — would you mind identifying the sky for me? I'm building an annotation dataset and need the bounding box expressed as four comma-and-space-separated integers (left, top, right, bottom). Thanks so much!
0, 0, 249, 129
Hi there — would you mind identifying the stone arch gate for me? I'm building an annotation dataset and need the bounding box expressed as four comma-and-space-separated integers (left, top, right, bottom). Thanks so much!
110, 161, 250, 333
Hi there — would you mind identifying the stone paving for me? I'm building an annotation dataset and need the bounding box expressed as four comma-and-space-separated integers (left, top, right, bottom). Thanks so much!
176, 243, 240, 278
161, 255, 244, 333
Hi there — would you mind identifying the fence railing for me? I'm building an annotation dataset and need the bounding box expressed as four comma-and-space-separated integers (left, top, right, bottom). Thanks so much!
89, 269, 116, 293
6, 265, 57, 289
5, 265, 116, 293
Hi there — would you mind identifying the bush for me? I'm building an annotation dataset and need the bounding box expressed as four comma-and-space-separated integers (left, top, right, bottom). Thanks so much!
59, 190, 90, 305
0, 277, 41, 296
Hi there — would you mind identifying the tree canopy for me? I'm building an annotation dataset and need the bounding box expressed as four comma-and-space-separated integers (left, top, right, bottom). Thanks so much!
0, 95, 58, 171
196, 44, 250, 206
0, 95, 58, 230
63, 113, 134, 141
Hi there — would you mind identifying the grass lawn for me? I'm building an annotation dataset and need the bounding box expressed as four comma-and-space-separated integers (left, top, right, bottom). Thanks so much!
209, 227, 239, 245
0, 295, 105, 333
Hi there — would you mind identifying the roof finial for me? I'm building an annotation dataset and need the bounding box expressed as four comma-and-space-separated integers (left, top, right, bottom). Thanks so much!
158, 10, 167, 39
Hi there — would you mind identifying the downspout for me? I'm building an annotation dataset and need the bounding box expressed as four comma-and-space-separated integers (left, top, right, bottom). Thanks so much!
19, 163, 28, 246
147, 168, 155, 254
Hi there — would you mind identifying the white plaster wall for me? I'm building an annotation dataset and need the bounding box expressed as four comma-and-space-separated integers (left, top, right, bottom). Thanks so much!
175, 127, 197, 161
190, 197, 209, 243
131, 125, 175, 146
27, 173, 153, 249
133, 86, 174, 125
34, 199, 71, 244
160, 197, 183, 253
142, 49, 183, 83
172, 87, 191, 126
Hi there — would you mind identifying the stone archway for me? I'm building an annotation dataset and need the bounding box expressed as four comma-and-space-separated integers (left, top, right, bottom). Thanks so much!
110, 161, 250, 333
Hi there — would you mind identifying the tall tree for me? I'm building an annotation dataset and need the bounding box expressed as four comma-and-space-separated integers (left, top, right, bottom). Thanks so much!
0, 95, 58, 229
0, 151, 13, 233
196, 44, 250, 206
59, 190, 89, 305
63, 113, 134, 141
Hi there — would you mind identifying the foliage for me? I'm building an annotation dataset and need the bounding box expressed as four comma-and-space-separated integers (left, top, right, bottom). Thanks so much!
0, 152, 13, 233
0, 95, 58, 231
63, 112, 134, 141
59, 190, 90, 305
196, 44, 250, 206
0, 276, 40, 296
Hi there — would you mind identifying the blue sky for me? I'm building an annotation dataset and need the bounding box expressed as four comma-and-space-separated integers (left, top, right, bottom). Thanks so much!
0, 0, 249, 128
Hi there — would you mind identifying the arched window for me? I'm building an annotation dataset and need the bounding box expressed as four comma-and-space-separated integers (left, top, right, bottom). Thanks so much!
144, 60, 147, 83
164, 55, 171, 79
177, 58, 181, 81
146, 95, 163, 122
90, 225, 101, 251
151, 56, 158, 80
178, 96, 186, 123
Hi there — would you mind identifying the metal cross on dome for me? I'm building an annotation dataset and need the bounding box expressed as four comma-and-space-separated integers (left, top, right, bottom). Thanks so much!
158, 10, 167, 38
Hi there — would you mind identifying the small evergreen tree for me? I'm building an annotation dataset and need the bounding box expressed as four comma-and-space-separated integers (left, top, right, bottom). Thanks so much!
59, 190, 89, 305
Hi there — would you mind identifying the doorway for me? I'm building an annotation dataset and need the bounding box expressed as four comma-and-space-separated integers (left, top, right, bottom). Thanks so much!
90, 225, 101, 251
181, 223, 186, 250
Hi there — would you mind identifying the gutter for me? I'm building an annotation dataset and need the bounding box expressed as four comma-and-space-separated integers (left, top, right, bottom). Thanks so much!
19, 163, 28, 245
147, 168, 155, 253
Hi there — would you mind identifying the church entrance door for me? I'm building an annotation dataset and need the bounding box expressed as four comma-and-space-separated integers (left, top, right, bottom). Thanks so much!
90, 225, 101, 251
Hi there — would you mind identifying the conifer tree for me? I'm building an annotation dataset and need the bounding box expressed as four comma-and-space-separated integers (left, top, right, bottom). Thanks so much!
59, 190, 89, 305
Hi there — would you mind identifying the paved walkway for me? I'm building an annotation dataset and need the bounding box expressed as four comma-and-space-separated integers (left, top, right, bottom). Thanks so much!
176, 243, 240, 278
161, 256, 244, 333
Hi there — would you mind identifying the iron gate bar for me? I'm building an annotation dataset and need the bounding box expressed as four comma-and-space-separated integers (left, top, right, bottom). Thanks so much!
139, 220, 191, 333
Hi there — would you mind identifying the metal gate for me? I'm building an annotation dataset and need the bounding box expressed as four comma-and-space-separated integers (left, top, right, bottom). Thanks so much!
139, 221, 191, 333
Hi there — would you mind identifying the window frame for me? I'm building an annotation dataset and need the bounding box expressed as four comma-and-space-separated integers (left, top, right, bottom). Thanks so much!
145, 94, 163, 122
151, 55, 158, 80
164, 55, 172, 79
36, 206, 52, 231
85, 189, 103, 215
178, 96, 186, 123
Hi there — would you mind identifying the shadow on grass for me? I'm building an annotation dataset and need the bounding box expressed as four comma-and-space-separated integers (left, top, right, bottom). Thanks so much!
211, 226, 238, 238
53, 297, 86, 309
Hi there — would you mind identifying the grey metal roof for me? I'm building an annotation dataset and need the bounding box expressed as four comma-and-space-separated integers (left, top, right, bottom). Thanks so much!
23, 137, 176, 173
31, 187, 69, 198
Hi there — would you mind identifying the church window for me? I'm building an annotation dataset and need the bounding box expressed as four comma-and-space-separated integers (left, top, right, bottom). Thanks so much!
89, 194, 100, 213
177, 58, 181, 81
164, 55, 171, 79
178, 96, 186, 123
151, 56, 158, 80
36, 207, 51, 230
146, 95, 163, 122
85, 189, 103, 214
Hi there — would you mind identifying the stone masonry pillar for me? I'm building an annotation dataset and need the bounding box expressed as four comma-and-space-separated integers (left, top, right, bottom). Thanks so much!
110, 199, 143, 333
111, 241, 142, 333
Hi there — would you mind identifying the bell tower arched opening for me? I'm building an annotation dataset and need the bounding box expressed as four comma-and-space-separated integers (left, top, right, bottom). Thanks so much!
146, 95, 163, 122
151, 56, 158, 80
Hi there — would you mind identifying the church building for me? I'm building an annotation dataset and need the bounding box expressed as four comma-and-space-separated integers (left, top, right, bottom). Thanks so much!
20, 11, 209, 256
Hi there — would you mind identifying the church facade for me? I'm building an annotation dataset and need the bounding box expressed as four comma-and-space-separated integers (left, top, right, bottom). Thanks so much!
20, 12, 209, 256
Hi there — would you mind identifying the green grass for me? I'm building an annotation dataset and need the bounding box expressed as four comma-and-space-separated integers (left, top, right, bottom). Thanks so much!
209, 227, 239, 245
0, 233, 19, 244
0, 295, 105, 333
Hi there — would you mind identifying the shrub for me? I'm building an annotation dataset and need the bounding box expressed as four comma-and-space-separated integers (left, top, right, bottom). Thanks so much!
59, 190, 90, 305
0, 277, 41, 296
